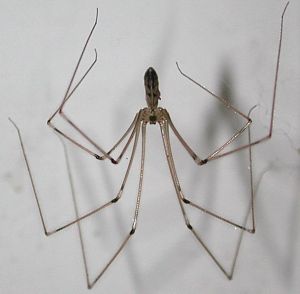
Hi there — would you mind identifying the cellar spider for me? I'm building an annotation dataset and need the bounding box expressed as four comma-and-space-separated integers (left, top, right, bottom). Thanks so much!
10, 2, 289, 289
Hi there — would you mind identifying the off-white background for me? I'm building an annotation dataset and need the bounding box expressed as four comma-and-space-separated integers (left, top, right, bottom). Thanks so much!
1, 1, 299, 293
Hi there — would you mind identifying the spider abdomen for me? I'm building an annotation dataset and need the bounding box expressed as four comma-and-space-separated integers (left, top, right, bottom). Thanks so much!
144, 67, 161, 109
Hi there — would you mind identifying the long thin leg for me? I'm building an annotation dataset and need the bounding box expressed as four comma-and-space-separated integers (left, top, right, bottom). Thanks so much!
173, 2, 288, 165
88, 122, 147, 289
208, 2, 289, 161
9, 116, 141, 236
165, 111, 204, 165
160, 120, 232, 278
46, 9, 125, 163
174, 62, 252, 162
61, 49, 98, 110
48, 9, 98, 120
181, 123, 255, 232
60, 111, 139, 163
164, 117, 255, 232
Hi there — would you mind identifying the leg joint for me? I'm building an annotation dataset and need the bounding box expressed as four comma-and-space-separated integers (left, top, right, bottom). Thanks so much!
111, 158, 118, 164
200, 159, 208, 165
187, 223, 193, 230
111, 196, 120, 203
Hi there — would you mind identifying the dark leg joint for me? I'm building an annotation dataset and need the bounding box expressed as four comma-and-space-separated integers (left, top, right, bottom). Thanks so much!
130, 228, 136, 235
94, 154, 102, 160
200, 159, 208, 165
111, 197, 119, 203
183, 198, 190, 204
187, 224, 193, 230
111, 158, 118, 164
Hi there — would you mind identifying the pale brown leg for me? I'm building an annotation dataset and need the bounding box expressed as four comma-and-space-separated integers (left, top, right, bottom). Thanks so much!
183, 125, 255, 233
9, 117, 141, 236
46, 9, 126, 163
88, 122, 147, 289
60, 111, 139, 163
49, 10, 98, 118
160, 120, 233, 278
163, 118, 254, 232
174, 63, 251, 162
174, 2, 288, 164
16, 120, 146, 289
209, 2, 289, 162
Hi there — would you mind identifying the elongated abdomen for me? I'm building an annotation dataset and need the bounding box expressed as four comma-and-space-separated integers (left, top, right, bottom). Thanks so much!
144, 67, 161, 109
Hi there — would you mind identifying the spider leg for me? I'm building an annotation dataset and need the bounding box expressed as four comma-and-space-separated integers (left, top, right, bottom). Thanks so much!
175, 61, 252, 162
164, 116, 255, 232
184, 130, 255, 233
47, 9, 123, 163
59, 111, 139, 163
160, 120, 233, 278
165, 111, 204, 164
208, 2, 289, 161
88, 122, 147, 288
9, 116, 141, 236
165, 111, 250, 165
49, 9, 98, 118
175, 2, 288, 164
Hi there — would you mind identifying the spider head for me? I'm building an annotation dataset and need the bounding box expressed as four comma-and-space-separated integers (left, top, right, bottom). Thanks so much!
144, 67, 161, 110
